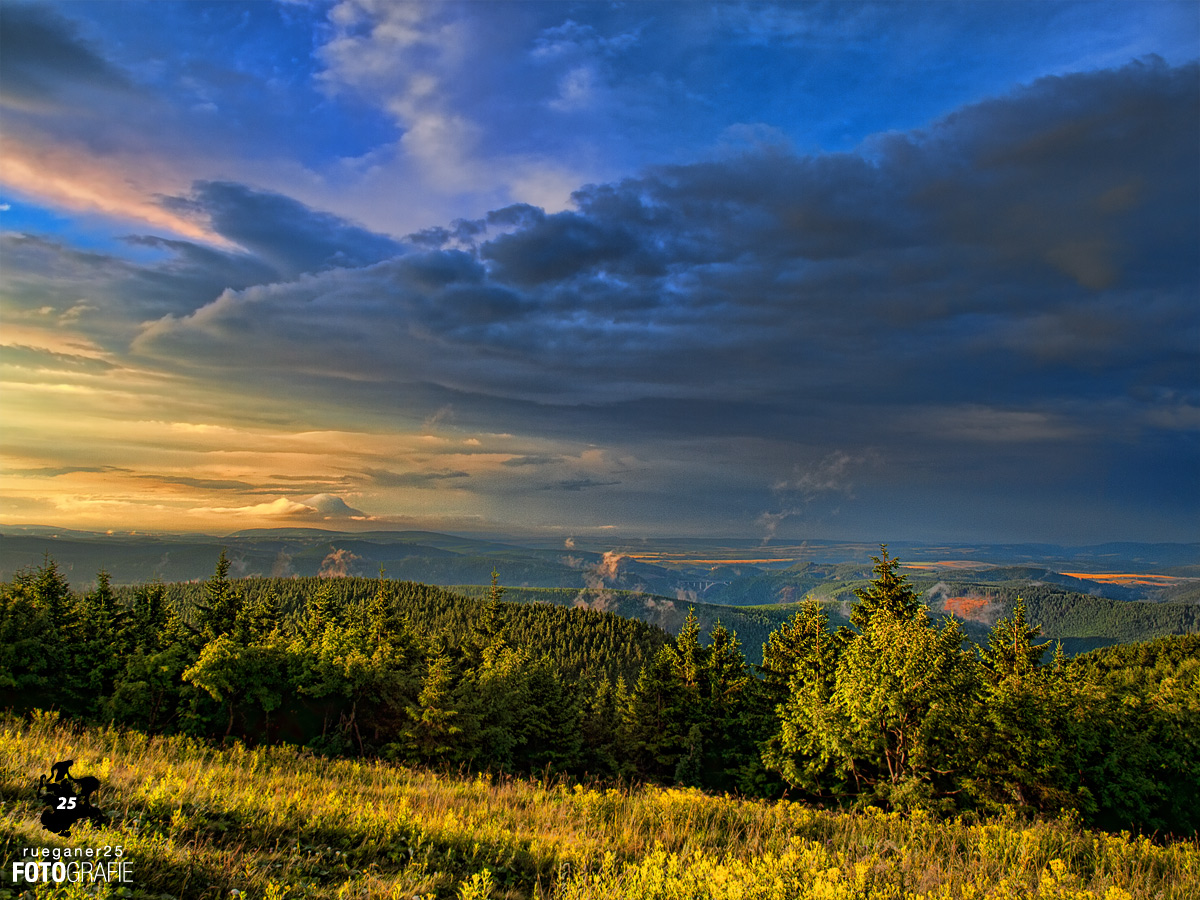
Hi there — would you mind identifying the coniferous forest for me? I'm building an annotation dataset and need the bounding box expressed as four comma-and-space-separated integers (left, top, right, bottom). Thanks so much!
2, 547, 1197, 844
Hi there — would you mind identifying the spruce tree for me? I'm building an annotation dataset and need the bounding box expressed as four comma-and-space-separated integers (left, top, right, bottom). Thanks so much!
850, 546, 921, 630
402, 648, 461, 763
193, 550, 245, 641
980, 597, 1051, 678
75, 570, 128, 711
763, 601, 844, 798
623, 647, 689, 780
965, 598, 1071, 814
700, 622, 756, 792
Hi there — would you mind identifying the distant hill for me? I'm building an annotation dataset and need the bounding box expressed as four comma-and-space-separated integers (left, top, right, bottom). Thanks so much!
4, 525, 1197, 588
3, 526, 1196, 660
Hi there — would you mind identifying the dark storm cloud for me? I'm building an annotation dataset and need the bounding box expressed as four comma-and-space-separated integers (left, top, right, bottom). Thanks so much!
479, 205, 642, 286
120, 59, 1199, 539
0, 3, 132, 110
0, 232, 277, 350
3, 182, 406, 349
135, 59, 1197, 428
543, 478, 622, 492
139, 60, 1197, 400
173, 182, 404, 279
502, 455, 563, 467
361, 469, 471, 487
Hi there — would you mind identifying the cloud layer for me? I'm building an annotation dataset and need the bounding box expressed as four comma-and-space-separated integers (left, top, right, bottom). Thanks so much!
137, 61, 1197, 424
1, 3, 1197, 542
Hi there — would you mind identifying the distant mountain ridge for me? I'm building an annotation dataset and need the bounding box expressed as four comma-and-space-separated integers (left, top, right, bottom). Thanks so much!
2, 525, 1197, 592
2, 524, 1197, 661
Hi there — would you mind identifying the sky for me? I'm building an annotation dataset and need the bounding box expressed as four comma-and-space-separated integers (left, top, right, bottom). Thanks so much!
0, 0, 1197, 545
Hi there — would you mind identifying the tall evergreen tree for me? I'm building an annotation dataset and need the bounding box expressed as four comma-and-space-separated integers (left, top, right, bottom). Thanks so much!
73, 570, 129, 712
193, 550, 246, 641
400, 647, 461, 763
771, 553, 975, 809
980, 597, 1051, 678
301, 579, 339, 643
622, 647, 690, 780
699, 622, 756, 792
829, 612, 976, 808
579, 675, 625, 776
850, 546, 921, 630
0, 564, 58, 704
761, 601, 842, 797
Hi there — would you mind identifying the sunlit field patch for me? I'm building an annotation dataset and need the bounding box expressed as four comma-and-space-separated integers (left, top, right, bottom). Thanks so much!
940, 595, 1000, 623
1059, 573, 1199, 587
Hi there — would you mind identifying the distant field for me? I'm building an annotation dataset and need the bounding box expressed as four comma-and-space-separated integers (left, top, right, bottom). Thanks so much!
620, 548, 814, 567
1059, 572, 1200, 587
902, 561, 1005, 571
631, 557, 800, 566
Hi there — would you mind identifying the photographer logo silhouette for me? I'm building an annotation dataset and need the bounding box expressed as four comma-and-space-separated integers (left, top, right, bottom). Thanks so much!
8, 760, 131, 887
36, 759, 108, 836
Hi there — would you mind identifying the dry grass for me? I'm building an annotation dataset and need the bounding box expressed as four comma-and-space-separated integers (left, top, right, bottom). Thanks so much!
0, 713, 1195, 899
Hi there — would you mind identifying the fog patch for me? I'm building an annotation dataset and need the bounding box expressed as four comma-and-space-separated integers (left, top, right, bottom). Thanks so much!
642, 596, 684, 632
271, 550, 294, 578
573, 588, 616, 613
589, 551, 627, 585
572, 549, 630, 612
319, 548, 360, 578
926, 581, 1002, 625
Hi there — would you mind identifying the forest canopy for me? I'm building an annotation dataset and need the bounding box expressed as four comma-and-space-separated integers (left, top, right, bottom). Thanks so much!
1, 547, 1196, 835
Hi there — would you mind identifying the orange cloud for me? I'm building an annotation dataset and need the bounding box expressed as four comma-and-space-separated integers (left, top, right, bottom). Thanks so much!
0, 133, 230, 246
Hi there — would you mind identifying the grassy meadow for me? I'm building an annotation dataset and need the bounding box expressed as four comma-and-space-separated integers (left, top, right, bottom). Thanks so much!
0, 713, 1196, 900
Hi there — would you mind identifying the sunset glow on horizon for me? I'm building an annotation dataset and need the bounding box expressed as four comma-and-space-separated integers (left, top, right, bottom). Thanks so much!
1, 1, 1197, 543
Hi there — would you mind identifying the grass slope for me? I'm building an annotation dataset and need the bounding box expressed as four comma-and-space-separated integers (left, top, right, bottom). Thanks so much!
1, 714, 1196, 900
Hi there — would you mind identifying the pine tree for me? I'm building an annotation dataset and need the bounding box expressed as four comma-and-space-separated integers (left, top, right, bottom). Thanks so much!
760, 600, 842, 795
106, 580, 190, 731
0, 565, 57, 703
579, 676, 622, 776
74, 570, 129, 711
301, 579, 339, 643
623, 647, 690, 780
699, 622, 756, 792
455, 641, 533, 769
193, 550, 245, 641
402, 648, 461, 763
830, 613, 976, 806
674, 724, 703, 787
964, 598, 1071, 814
32, 554, 74, 624
518, 656, 582, 772
671, 607, 704, 693
770, 551, 976, 808
850, 546, 921, 630
980, 597, 1050, 679
129, 581, 173, 651
234, 587, 280, 644
27, 557, 83, 711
